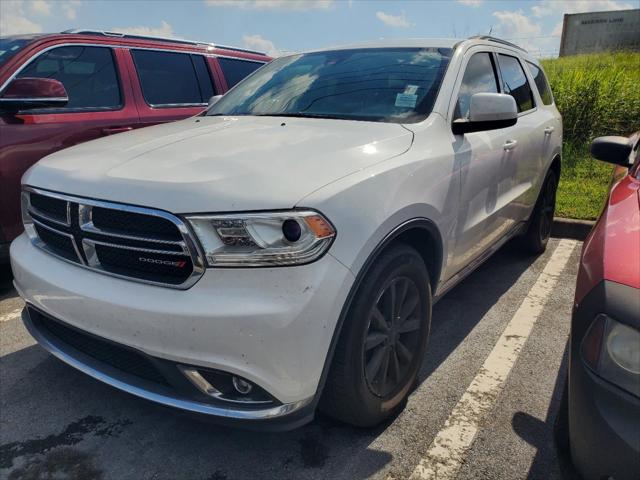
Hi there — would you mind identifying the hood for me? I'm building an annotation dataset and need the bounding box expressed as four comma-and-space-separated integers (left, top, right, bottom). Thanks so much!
24, 115, 413, 213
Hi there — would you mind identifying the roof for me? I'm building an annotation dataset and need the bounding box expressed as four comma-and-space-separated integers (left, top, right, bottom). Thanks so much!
307, 38, 462, 53
289, 36, 527, 56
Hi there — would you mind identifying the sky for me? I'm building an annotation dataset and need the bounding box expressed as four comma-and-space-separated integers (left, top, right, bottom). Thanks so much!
1, 0, 636, 58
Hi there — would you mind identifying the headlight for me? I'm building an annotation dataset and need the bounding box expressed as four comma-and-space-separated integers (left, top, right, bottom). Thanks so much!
581, 314, 640, 398
185, 210, 335, 267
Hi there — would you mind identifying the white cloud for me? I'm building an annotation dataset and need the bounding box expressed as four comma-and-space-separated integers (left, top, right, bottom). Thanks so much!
0, 0, 42, 35
491, 9, 553, 55
112, 20, 175, 38
62, 0, 81, 21
376, 10, 412, 28
492, 10, 542, 37
532, 0, 633, 17
30, 0, 51, 16
243, 34, 280, 57
456, 0, 483, 6
205, 0, 333, 10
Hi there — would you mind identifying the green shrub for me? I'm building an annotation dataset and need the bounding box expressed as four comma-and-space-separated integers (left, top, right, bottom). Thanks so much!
540, 51, 640, 219
542, 51, 640, 144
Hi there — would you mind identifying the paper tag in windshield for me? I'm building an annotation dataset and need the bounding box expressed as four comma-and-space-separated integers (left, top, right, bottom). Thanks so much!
404, 85, 419, 95
395, 93, 417, 108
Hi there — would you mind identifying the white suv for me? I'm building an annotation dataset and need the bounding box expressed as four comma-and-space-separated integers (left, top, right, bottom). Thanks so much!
11, 36, 562, 429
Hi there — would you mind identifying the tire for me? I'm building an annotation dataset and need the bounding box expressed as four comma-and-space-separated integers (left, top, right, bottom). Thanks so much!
320, 243, 432, 427
520, 170, 558, 255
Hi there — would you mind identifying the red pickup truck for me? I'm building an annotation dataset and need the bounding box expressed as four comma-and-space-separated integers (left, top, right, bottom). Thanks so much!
0, 30, 270, 261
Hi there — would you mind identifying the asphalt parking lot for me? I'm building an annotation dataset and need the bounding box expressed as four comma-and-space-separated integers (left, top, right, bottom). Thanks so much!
1, 238, 582, 480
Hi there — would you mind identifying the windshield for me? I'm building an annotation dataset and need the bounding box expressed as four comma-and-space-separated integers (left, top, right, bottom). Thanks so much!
207, 47, 452, 123
0, 37, 35, 67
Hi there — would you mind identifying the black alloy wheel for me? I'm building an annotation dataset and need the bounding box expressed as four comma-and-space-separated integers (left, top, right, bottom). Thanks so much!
320, 243, 431, 427
364, 276, 422, 397
520, 170, 558, 255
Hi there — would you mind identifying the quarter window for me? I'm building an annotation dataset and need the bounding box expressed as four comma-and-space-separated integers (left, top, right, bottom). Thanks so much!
497, 54, 535, 112
218, 57, 263, 89
132, 50, 214, 106
17, 46, 121, 111
526, 61, 553, 105
455, 52, 499, 120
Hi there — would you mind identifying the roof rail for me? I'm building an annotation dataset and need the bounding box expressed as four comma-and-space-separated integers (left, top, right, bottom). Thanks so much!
60, 29, 266, 56
469, 35, 527, 52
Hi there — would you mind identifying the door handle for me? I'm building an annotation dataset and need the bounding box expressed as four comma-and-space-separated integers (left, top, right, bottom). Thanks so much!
102, 126, 133, 135
503, 139, 518, 151
544, 126, 555, 135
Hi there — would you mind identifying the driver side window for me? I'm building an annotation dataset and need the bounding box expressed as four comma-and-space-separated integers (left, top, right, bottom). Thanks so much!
455, 52, 499, 120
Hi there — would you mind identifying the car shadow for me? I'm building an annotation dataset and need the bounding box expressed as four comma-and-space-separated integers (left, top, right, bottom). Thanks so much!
511, 340, 581, 480
0, 242, 540, 480
0, 263, 16, 300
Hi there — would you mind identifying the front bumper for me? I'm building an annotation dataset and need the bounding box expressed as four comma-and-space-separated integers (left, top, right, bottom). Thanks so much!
569, 280, 640, 480
11, 233, 355, 428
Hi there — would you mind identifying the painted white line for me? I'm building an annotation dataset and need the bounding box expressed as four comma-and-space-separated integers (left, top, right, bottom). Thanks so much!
410, 239, 578, 480
0, 307, 23, 323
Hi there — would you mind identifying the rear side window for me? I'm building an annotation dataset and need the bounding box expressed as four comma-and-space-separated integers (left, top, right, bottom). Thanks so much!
17, 46, 121, 111
497, 54, 535, 113
132, 50, 214, 106
455, 52, 499, 120
218, 57, 263, 88
526, 61, 553, 105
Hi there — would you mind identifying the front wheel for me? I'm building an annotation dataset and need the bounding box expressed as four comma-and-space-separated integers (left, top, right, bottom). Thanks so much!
320, 244, 432, 427
520, 170, 558, 255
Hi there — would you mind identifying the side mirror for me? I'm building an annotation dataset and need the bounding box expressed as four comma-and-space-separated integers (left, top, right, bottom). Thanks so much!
590, 136, 633, 167
0, 77, 69, 110
452, 93, 518, 135
208, 94, 223, 108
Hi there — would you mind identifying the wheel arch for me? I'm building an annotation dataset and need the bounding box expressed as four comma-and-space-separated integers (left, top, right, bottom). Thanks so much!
312, 217, 443, 411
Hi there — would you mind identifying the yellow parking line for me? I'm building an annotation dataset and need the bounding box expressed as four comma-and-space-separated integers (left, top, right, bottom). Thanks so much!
410, 239, 578, 480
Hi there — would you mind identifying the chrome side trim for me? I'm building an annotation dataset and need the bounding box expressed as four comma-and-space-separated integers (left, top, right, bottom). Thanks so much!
23, 186, 206, 290
23, 309, 310, 420
0, 97, 69, 103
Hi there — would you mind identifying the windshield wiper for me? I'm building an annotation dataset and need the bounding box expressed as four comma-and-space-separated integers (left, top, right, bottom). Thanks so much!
254, 112, 349, 120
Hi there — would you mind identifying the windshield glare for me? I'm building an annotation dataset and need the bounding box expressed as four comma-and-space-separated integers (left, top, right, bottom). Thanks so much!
208, 47, 452, 123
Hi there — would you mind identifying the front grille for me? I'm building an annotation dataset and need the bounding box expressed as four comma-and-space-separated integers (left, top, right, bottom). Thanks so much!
22, 188, 204, 289
34, 224, 77, 261
31, 308, 170, 386
92, 207, 182, 241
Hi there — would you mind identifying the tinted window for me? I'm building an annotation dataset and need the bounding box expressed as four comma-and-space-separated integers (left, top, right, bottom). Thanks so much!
209, 48, 452, 124
218, 58, 264, 88
526, 61, 553, 105
17, 46, 121, 110
497, 54, 535, 112
132, 50, 209, 106
192, 55, 215, 100
455, 52, 499, 119
0, 37, 35, 66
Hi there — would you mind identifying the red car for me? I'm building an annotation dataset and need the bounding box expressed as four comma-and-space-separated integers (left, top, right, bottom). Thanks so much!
568, 132, 640, 479
0, 30, 270, 261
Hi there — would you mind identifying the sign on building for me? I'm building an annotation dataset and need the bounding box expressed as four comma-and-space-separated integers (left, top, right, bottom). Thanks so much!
559, 9, 640, 56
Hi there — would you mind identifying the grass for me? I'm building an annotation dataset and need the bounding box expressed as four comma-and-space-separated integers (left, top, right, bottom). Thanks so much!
540, 51, 640, 220
555, 144, 613, 220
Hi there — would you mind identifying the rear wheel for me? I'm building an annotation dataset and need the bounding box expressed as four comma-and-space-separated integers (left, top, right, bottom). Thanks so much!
520, 170, 557, 255
320, 244, 431, 427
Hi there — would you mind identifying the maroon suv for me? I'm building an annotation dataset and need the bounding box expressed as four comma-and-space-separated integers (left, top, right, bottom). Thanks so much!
0, 30, 271, 260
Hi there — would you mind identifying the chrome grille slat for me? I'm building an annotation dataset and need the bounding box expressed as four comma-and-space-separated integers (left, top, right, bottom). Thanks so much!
83, 238, 189, 256
22, 187, 205, 289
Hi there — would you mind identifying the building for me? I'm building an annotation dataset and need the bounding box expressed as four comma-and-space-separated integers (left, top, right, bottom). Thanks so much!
559, 9, 640, 56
